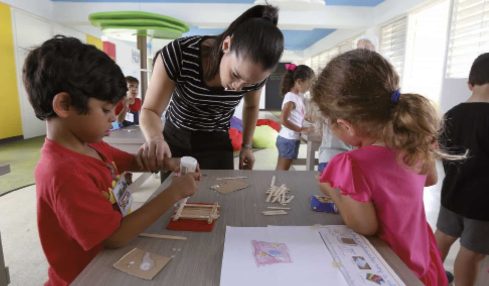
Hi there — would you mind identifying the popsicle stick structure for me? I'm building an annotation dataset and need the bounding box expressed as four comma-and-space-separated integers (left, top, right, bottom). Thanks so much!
172, 202, 220, 224
265, 176, 294, 206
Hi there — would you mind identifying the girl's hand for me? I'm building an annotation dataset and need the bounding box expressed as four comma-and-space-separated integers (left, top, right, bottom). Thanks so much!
137, 137, 172, 172
239, 147, 255, 170
300, 126, 312, 134
318, 181, 334, 197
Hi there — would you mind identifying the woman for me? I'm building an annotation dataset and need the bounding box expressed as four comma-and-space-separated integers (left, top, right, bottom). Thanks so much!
139, 5, 284, 171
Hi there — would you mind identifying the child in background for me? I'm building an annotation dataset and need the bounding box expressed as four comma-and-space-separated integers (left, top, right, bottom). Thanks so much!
23, 36, 199, 286
435, 53, 489, 286
312, 49, 450, 285
317, 125, 351, 173
275, 64, 315, 170
115, 76, 142, 127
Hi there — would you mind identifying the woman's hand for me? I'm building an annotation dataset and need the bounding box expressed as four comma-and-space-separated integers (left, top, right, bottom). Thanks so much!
137, 136, 172, 172
239, 147, 255, 170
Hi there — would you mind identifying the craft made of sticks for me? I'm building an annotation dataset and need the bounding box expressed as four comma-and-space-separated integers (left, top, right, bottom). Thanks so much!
265, 176, 294, 205
172, 202, 220, 224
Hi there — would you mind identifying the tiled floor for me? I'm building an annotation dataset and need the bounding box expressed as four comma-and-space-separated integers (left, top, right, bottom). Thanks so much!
1, 141, 488, 285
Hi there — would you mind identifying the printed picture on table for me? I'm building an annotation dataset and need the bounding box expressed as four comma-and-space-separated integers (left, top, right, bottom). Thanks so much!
366, 273, 385, 285
251, 240, 292, 267
352, 256, 371, 270
339, 236, 357, 245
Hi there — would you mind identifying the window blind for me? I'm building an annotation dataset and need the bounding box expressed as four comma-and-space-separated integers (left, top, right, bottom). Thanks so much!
447, 0, 489, 78
380, 16, 408, 78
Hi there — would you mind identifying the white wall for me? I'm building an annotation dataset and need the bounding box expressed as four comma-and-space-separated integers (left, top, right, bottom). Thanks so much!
2, 0, 52, 19
12, 9, 53, 139
11, 8, 92, 139
440, 78, 469, 113
108, 38, 141, 82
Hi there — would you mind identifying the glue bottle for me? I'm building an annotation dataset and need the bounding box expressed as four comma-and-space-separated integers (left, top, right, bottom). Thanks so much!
177, 156, 198, 207
180, 156, 198, 175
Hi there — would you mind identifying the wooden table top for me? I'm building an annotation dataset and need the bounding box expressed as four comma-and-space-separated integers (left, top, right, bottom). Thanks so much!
72, 170, 421, 286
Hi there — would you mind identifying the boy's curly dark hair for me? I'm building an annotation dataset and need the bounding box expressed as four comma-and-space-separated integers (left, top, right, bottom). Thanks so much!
23, 35, 127, 120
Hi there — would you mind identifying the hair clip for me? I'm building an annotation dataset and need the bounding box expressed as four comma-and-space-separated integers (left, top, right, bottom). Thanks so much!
391, 89, 401, 103
285, 63, 297, 72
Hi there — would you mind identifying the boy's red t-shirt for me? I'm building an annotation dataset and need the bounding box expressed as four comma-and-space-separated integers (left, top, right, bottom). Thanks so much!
115, 98, 142, 115
35, 139, 138, 286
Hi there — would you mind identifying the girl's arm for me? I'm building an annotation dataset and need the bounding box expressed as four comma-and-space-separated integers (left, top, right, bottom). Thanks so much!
425, 160, 438, 187
240, 89, 261, 169
319, 182, 378, 236
139, 54, 176, 171
280, 102, 305, 132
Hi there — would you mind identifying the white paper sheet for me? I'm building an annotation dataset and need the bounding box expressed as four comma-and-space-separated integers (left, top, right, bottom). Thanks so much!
318, 225, 405, 286
220, 226, 348, 286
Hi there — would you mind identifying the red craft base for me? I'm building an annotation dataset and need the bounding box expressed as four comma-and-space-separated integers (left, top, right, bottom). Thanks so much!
166, 218, 216, 232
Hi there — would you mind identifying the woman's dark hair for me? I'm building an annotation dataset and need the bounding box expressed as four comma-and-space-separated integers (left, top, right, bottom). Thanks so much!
23, 35, 126, 120
468, 53, 489, 86
280, 64, 315, 96
202, 5, 284, 81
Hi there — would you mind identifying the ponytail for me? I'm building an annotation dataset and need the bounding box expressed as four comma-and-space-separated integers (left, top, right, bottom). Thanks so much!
383, 93, 465, 173
203, 5, 284, 81
280, 64, 315, 96
280, 70, 294, 96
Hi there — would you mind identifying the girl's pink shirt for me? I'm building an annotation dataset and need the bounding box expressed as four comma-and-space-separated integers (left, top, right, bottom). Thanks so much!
320, 146, 447, 285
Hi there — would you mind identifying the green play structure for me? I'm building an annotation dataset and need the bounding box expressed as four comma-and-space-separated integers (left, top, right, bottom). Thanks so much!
89, 10, 189, 98
89, 11, 189, 39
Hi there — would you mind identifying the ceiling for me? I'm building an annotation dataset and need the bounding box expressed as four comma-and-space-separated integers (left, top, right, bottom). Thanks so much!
48, 0, 386, 52
51, 0, 384, 5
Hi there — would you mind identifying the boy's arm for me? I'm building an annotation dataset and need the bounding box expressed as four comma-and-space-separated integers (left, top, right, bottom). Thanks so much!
319, 182, 378, 236
104, 173, 198, 248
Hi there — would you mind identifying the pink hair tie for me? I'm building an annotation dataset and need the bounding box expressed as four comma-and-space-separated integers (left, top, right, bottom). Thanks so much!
285, 63, 297, 72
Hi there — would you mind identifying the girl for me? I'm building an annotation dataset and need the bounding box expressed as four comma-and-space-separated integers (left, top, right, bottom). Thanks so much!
140, 5, 284, 171
275, 64, 315, 170
312, 49, 449, 285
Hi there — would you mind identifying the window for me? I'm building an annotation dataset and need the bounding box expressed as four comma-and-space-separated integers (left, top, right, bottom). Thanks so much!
402, 0, 450, 103
447, 0, 489, 78
380, 16, 408, 79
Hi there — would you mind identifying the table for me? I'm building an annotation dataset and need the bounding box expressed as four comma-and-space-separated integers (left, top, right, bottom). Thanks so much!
103, 125, 145, 153
72, 170, 422, 286
301, 133, 321, 171
0, 164, 10, 177
0, 164, 10, 286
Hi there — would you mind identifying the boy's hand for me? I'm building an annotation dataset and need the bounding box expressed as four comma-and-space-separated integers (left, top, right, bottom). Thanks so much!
169, 173, 199, 199
162, 157, 180, 173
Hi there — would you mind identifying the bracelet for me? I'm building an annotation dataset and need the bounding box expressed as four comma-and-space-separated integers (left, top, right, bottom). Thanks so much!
241, 143, 252, 149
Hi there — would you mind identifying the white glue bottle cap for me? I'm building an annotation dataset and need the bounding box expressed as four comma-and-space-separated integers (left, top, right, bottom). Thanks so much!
180, 156, 198, 175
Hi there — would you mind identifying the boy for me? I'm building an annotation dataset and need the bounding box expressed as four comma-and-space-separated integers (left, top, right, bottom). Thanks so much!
435, 53, 489, 286
23, 35, 199, 286
115, 76, 142, 127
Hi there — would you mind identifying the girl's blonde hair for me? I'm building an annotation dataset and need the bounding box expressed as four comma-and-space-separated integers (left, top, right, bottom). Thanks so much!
312, 49, 455, 172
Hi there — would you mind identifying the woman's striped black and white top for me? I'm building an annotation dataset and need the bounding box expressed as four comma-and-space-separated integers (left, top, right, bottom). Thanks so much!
160, 35, 264, 132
